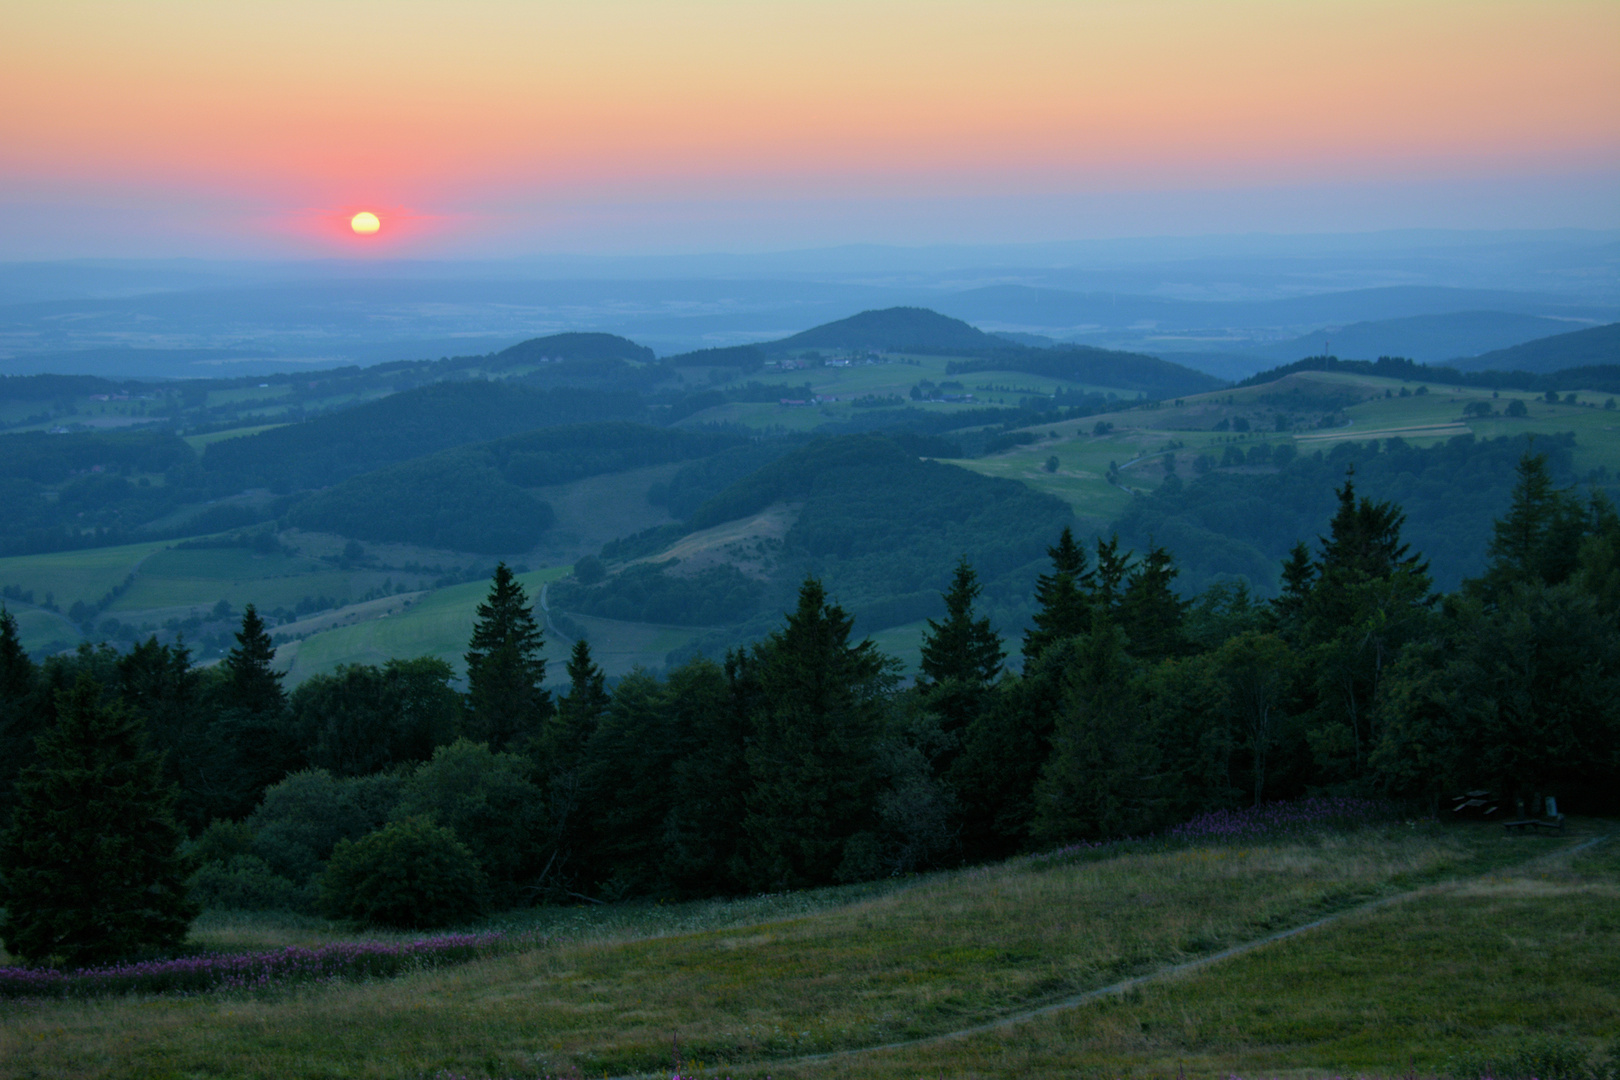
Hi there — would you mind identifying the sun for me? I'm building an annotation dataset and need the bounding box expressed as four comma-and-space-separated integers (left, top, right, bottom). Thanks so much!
350, 211, 381, 235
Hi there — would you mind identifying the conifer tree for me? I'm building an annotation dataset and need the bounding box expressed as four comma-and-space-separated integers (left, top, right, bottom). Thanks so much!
1022, 528, 1093, 662
0, 606, 42, 822
213, 605, 295, 817
918, 558, 1004, 774
0, 675, 197, 966
464, 563, 550, 752
1092, 534, 1134, 621
1118, 544, 1189, 662
542, 638, 610, 772
1471, 451, 1588, 601
220, 604, 285, 718
742, 578, 892, 890
1271, 541, 1316, 637
531, 638, 609, 892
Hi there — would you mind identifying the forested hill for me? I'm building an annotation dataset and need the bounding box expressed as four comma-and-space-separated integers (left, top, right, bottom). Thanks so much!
945, 345, 1224, 398
770, 307, 1002, 354
1238, 354, 1620, 395
1454, 321, 1620, 374
201, 381, 647, 492
573, 433, 1074, 640
492, 332, 655, 365
1111, 432, 1597, 595
765, 306, 1223, 398
285, 423, 750, 552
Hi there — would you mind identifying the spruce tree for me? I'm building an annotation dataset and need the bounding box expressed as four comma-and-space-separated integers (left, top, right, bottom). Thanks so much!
116, 636, 209, 829
742, 578, 892, 890
918, 558, 1004, 774
1092, 534, 1134, 620
1472, 451, 1588, 601
0, 606, 42, 822
1022, 528, 1093, 662
0, 675, 197, 967
532, 638, 609, 892
213, 605, 295, 817
1118, 544, 1188, 662
541, 638, 610, 772
1271, 541, 1316, 637
464, 563, 550, 752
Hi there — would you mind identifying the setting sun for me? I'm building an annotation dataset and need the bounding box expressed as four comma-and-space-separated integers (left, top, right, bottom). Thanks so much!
350, 211, 380, 234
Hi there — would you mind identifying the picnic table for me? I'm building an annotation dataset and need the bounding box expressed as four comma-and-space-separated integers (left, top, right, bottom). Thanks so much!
1503, 815, 1565, 835
1503, 795, 1564, 834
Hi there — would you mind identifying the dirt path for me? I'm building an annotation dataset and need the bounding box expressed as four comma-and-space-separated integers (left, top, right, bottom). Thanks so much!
611, 833, 1610, 1079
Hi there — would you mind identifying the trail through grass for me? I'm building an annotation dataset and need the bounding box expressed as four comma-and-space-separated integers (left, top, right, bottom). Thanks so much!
0, 820, 1577, 1080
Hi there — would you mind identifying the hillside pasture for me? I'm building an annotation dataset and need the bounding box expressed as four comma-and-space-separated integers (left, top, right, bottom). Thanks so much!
1, 822, 1609, 1079
966, 372, 1620, 525
275, 567, 570, 686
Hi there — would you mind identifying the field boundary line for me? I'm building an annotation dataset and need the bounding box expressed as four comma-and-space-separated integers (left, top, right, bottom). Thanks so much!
611, 833, 1610, 1079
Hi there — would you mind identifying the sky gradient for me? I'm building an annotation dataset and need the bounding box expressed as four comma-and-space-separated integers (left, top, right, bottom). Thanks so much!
3, 0, 1617, 257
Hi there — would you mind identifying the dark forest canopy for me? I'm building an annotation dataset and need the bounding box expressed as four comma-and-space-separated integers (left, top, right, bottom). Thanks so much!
592, 433, 1075, 642
3, 451, 1615, 950
200, 382, 649, 492
1113, 432, 1597, 595
285, 422, 751, 552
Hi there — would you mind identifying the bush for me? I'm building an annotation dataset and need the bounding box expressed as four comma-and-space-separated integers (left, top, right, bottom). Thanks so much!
394, 740, 545, 905
247, 769, 402, 885
188, 855, 313, 913
319, 818, 486, 928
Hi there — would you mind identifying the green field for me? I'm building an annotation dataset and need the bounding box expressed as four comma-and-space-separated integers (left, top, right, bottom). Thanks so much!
2, 821, 1612, 1078
182, 422, 289, 451
276, 567, 571, 685
964, 372, 1620, 514
0, 539, 173, 613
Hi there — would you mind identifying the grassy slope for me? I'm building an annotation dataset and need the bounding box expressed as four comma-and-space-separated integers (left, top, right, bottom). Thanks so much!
4, 822, 1613, 1079
276, 567, 570, 685
959, 372, 1620, 519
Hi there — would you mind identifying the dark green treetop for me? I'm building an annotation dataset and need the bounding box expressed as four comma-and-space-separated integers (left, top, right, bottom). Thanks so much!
0, 674, 197, 966
464, 563, 550, 752
1118, 544, 1189, 662
918, 558, 1005, 777
220, 604, 285, 717
920, 558, 1004, 690
741, 577, 893, 890
1022, 527, 1093, 662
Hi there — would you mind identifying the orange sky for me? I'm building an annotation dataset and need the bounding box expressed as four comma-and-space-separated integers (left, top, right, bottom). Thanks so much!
2, 1, 1616, 255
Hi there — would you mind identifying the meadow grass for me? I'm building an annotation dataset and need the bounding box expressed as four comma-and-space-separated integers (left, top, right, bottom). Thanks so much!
790, 832, 1619, 1079
0, 819, 1582, 1080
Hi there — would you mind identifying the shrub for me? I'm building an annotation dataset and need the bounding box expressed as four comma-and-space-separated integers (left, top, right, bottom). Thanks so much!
394, 740, 546, 905
319, 818, 486, 928
247, 769, 402, 885
188, 855, 312, 913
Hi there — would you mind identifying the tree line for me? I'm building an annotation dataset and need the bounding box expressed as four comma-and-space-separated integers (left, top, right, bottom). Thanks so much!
2, 451, 1617, 964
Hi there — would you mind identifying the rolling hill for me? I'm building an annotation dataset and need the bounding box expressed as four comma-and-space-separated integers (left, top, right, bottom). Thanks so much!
769, 306, 1005, 355
1254, 311, 1586, 364
1452, 321, 1620, 373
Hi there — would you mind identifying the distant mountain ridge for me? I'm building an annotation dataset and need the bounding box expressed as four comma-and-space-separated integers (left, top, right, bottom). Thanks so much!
1452, 322, 1620, 374
1254, 311, 1586, 365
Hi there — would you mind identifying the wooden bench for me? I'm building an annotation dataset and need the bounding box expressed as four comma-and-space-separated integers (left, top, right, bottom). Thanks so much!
1503, 815, 1565, 835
